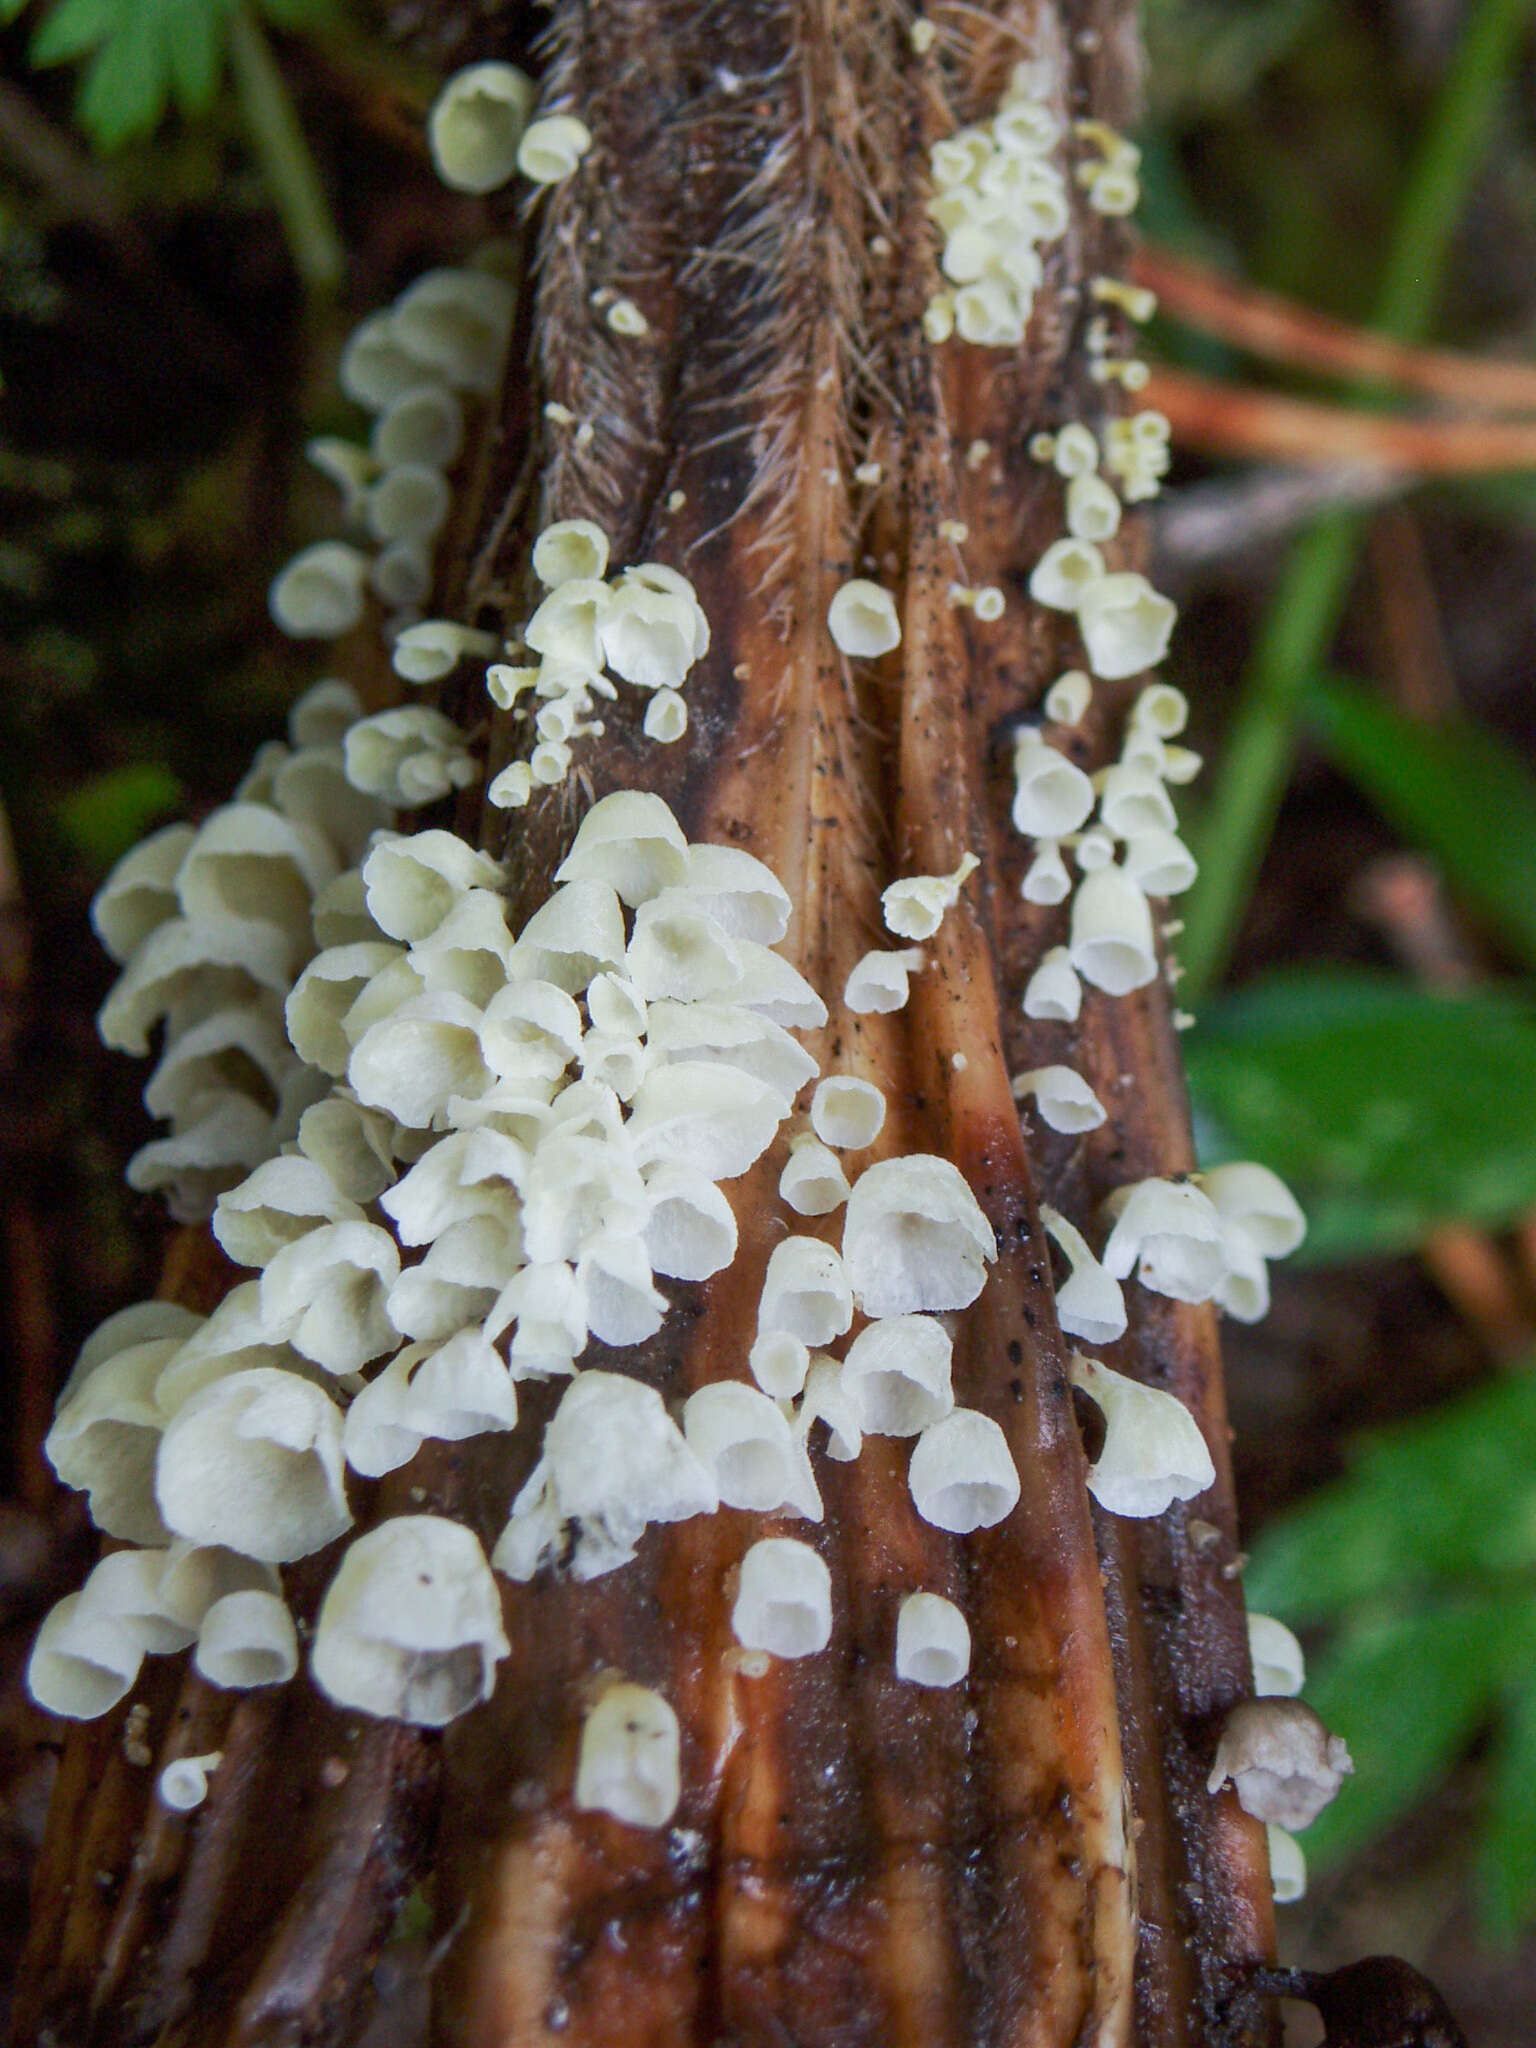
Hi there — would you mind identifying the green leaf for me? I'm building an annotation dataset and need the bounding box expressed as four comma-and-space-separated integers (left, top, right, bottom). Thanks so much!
57, 762, 184, 869
1188, 970, 1536, 1260
1245, 1366, 1536, 1623
1307, 671, 1536, 975
165, 0, 230, 117
1479, 1657, 1536, 1941
257, 0, 336, 28
75, 4, 168, 150
29, 0, 117, 66
1300, 1595, 1518, 1871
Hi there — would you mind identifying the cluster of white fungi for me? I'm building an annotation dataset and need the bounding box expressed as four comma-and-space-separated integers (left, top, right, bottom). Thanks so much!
29, 41, 1340, 1901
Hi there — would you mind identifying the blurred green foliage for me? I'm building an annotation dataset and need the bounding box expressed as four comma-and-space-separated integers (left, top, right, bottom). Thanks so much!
1, 0, 336, 151
1247, 1369, 1536, 1939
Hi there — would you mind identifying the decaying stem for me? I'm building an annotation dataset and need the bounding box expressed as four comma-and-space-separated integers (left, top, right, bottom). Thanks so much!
12, 3, 1278, 2043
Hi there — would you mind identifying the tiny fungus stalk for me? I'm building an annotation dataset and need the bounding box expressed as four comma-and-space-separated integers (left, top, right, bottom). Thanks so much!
1179, 0, 1536, 1003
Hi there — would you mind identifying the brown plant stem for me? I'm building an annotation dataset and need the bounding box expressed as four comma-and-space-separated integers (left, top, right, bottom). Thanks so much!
1144, 363, 1536, 473
1134, 244, 1536, 417
13, 2, 1279, 2042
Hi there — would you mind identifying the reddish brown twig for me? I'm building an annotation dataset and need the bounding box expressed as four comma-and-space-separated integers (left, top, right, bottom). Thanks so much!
1143, 364, 1536, 473
1134, 244, 1536, 417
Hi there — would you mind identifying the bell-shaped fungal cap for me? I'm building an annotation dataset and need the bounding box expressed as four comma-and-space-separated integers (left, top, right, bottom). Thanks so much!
1021, 946, 1082, 1023
427, 60, 535, 192
390, 268, 516, 396
1076, 572, 1177, 681
348, 991, 492, 1128
339, 310, 435, 410
158, 1752, 222, 1811
624, 892, 742, 1006
270, 542, 369, 640
410, 889, 517, 1006
72, 1547, 191, 1654
749, 1328, 811, 1401
1044, 669, 1093, 727
1100, 1177, 1227, 1303
156, 1540, 280, 1633
195, 1589, 299, 1689
1247, 1612, 1306, 1698
576, 1230, 668, 1348
1021, 839, 1071, 907
511, 881, 627, 994
1199, 1162, 1306, 1260
91, 823, 196, 964
1068, 864, 1157, 996
1206, 1699, 1353, 1831
365, 462, 451, 545
628, 1062, 786, 1182
142, 995, 293, 1128
1012, 1065, 1106, 1135
533, 517, 610, 588
895, 1592, 971, 1687
779, 1135, 850, 1217
287, 678, 362, 752
684, 1381, 815, 1515
370, 540, 433, 609
99, 914, 291, 1058
575, 1681, 682, 1827
1039, 1206, 1127, 1345
152, 1282, 311, 1410
757, 1237, 854, 1347
362, 832, 504, 944
372, 384, 465, 471
1265, 1824, 1306, 1903
644, 1001, 815, 1107
312, 1515, 509, 1724
841, 1315, 954, 1435
844, 947, 925, 1015
842, 1155, 997, 1318
385, 1211, 520, 1343
344, 1330, 517, 1477
392, 620, 499, 686
1068, 1353, 1214, 1517
1097, 764, 1177, 842
1122, 830, 1198, 899
493, 1371, 717, 1582
675, 844, 791, 945
257, 1220, 401, 1375
810, 1076, 886, 1151
797, 1355, 862, 1462
637, 1161, 738, 1280
480, 977, 583, 1082
828, 579, 901, 656
1028, 538, 1105, 612
880, 854, 979, 942
730, 943, 828, 1030
27, 1593, 144, 1720
732, 1537, 833, 1658
599, 579, 703, 692
343, 708, 476, 808
1065, 471, 1121, 542
553, 790, 687, 906
1011, 732, 1095, 838
126, 1096, 277, 1225
61, 1301, 203, 1407
45, 1339, 185, 1545
908, 1409, 1021, 1533
213, 1156, 363, 1270
155, 1367, 351, 1562
517, 113, 592, 184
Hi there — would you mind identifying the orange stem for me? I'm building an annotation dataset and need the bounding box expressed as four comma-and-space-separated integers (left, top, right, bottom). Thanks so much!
1143, 363, 1536, 473
1135, 245, 1536, 417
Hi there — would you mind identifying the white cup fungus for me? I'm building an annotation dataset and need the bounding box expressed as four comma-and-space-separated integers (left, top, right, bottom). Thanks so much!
731, 1538, 833, 1659
575, 1682, 682, 1828
908, 1409, 1020, 1533
895, 1592, 971, 1687
312, 1515, 509, 1726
